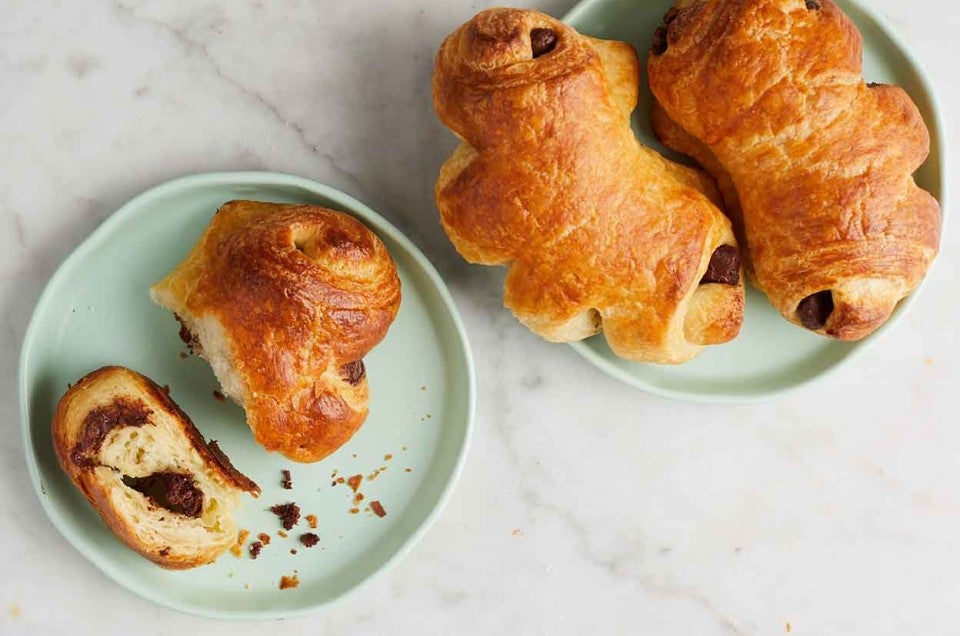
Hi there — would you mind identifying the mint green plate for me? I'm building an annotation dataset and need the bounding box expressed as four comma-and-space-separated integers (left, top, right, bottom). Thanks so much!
563, 0, 946, 401
19, 172, 475, 618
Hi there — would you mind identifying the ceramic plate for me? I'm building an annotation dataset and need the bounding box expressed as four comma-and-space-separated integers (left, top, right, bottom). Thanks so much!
19, 172, 475, 618
563, 0, 946, 401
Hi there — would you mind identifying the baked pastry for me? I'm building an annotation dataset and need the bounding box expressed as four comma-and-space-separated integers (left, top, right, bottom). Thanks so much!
433, 8, 744, 364
52, 366, 260, 569
150, 200, 400, 462
647, 0, 941, 339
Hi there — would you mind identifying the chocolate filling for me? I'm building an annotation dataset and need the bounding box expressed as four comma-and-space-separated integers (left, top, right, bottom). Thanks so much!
122, 472, 203, 518
796, 290, 834, 330
173, 314, 201, 354
339, 359, 366, 385
530, 28, 557, 58
652, 26, 669, 55
700, 245, 741, 285
805, 0, 822, 9
71, 398, 152, 467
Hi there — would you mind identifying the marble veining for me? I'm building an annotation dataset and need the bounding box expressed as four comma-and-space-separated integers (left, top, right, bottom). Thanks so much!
2, 0, 959, 634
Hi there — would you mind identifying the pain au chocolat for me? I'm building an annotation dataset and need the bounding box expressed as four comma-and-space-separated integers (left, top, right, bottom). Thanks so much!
53, 366, 260, 569
151, 200, 401, 463
433, 8, 745, 364
647, 0, 941, 340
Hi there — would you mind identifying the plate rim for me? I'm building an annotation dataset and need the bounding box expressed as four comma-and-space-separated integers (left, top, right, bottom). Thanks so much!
562, 0, 949, 403
18, 170, 477, 619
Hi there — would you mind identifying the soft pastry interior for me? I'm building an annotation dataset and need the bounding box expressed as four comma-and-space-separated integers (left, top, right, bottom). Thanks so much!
52, 366, 260, 569
433, 8, 744, 363
150, 200, 401, 462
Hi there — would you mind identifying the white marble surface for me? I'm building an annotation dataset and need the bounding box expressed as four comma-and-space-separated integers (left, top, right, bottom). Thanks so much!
1, 0, 958, 634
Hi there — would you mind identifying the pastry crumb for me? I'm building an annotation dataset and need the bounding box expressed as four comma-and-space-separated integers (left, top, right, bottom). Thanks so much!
347, 474, 363, 492
280, 573, 299, 590
270, 502, 301, 530
300, 533, 320, 548
281, 469, 292, 489
306, 514, 318, 529
511, 528, 523, 537
384, 453, 393, 461
212, 390, 225, 402
277, 530, 288, 538
249, 541, 263, 559
370, 500, 387, 518
257, 532, 271, 546
230, 530, 250, 558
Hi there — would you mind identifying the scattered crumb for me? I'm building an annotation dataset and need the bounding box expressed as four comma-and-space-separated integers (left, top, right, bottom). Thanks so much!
786, 623, 791, 633
270, 502, 301, 530
511, 528, 523, 537
40, 482, 46, 494
212, 389, 225, 402
300, 533, 320, 548
330, 469, 339, 478
405, 468, 412, 473
257, 533, 271, 546
354, 492, 364, 504
249, 542, 263, 559
228, 571, 235, 578
384, 454, 393, 461
281, 469, 292, 490
336, 476, 345, 484
279, 573, 300, 590
925, 357, 934, 366
402, 446, 408, 451
179, 351, 187, 359
347, 474, 363, 492
277, 530, 288, 538
9, 604, 20, 619
370, 500, 387, 518
352, 453, 357, 458
290, 548, 298, 555
244, 583, 251, 590
306, 514, 318, 529
230, 530, 250, 558
367, 466, 388, 481
349, 507, 359, 514
426, 413, 432, 419
331, 481, 337, 487
420, 385, 427, 391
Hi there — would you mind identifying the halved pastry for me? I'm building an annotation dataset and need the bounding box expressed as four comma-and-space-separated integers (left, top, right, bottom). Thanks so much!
52, 366, 260, 570
433, 8, 744, 364
150, 200, 401, 462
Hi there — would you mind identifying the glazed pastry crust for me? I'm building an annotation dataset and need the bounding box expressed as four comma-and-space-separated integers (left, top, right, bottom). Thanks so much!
434, 8, 744, 364
647, 0, 941, 340
52, 366, 259, 569
151, 201, 401, 462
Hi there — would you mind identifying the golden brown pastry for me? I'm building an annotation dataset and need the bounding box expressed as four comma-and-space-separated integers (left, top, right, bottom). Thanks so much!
53, 366, 260, 569
433, 8, 744, 364
151, 201, 401, 463
647, 0, 941, 340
